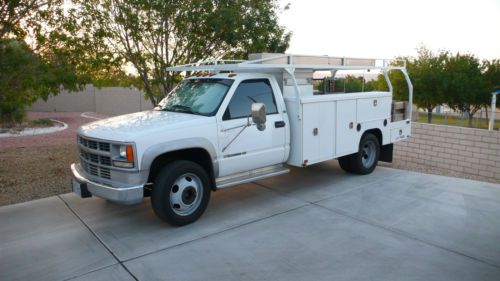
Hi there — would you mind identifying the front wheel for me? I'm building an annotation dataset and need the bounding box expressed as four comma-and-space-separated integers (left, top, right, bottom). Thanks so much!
151, 161, 211, 226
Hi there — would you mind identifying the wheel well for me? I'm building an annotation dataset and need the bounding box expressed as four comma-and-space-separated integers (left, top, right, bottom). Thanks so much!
147, 148, 216, 190
363, 128, 383, 146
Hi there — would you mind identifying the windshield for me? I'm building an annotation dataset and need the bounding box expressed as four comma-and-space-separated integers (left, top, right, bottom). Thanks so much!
156, 78, 234, 116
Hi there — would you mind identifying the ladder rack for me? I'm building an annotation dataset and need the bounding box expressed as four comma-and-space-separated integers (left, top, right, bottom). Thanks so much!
166, 53, 406, 73
166, 53, 413, 121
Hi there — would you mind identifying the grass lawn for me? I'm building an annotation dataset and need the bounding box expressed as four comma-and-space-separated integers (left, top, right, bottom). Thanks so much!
416, 112, 500, 130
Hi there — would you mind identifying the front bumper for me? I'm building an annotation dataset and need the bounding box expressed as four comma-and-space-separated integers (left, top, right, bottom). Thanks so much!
70, 163, 144, 205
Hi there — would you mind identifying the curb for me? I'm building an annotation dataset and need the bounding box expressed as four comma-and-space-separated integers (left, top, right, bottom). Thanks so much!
0, 119, 68, 138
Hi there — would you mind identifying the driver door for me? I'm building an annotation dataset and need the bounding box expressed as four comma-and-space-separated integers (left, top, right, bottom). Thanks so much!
217, 78, 286, 176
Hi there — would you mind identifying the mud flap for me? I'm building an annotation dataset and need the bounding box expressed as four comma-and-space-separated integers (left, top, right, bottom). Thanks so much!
72, 178, 92, 198
380, 143, 393, 163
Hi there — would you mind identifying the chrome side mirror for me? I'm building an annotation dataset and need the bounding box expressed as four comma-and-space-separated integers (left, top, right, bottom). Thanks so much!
251, 103, 266, 131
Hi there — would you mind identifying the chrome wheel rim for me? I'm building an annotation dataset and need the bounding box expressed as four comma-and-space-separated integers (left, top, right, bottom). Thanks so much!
361, 141, 376, 168
169, 173, 203, 216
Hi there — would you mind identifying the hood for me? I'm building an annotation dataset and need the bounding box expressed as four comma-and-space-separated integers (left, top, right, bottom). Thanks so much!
79, 110, 209, 141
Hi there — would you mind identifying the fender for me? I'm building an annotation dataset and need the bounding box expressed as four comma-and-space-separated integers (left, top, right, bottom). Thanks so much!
140, 137, 219, 177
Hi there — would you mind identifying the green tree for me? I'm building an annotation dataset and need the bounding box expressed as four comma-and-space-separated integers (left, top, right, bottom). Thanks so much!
0, 1, 91, 125
444, 53, 487, 127
0, 0, 52, 39
345, 75, 363, 92
367, 49, 447, 123
482, 59, 500, 108
411, 48, 448, 123
362, 57, 411, 102
0, 39, 81, 126
365, 73, 388, 92
73, 0, 291, 105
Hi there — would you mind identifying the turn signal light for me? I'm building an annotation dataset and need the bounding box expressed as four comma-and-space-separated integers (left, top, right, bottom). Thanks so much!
126, 145, 134, 162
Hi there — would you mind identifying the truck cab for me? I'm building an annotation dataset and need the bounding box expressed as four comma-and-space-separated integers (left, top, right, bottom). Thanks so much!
71, 53, 413, 226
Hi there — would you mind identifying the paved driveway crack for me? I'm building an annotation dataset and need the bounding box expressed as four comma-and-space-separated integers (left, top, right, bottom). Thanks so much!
58, 195, 139, 281
122, 204, 309, 263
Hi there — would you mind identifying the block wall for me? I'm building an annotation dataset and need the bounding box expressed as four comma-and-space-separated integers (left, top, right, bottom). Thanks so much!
393, 123, 500, 183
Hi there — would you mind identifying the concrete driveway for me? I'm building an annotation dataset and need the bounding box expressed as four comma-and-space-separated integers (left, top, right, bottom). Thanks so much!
1, 162, 500, 281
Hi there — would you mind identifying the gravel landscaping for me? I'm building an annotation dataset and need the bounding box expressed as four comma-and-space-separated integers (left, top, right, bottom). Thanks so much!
0, 112, 107, 206
0, 144, 78, 206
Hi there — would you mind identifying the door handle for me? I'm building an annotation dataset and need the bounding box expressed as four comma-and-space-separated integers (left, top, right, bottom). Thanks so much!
275, 121, 286, 128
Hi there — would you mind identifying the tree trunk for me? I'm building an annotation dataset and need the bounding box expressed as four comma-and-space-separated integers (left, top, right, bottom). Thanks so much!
426, 105, 433, 123
468, 112, 473, 128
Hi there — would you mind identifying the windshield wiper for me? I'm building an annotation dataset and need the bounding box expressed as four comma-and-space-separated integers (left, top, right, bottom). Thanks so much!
165, 104, 197, 114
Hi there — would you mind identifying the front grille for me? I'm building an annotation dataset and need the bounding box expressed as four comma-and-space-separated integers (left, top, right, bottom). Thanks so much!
100, 167, 111, 179
79, 136, 110, 152
88, 163, 98, 175
100, 156, 111, 166
80, 150, 112, 167
78, 135, 113, 180
81, 162, 112, 180
88, 140, 98, 149
99, 142, 110, 151
90, 154, 99, 163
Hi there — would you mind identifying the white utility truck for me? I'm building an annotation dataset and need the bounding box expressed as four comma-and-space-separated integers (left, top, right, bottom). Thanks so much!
71, 53, 413, 226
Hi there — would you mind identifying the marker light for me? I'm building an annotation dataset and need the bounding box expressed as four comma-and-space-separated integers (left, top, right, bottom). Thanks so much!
113, 161, 134, 168
126, 145, 134, 162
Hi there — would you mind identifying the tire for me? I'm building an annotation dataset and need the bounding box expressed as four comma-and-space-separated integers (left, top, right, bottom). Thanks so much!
338, 155, 354, 173
349, 133, 380, 175
151, 160, 211, 226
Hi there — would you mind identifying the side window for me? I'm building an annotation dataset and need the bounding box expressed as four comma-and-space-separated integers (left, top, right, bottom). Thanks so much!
223, 79, 278, 120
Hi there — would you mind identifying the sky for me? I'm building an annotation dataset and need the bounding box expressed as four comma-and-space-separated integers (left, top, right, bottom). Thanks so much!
277, 0, 500, 60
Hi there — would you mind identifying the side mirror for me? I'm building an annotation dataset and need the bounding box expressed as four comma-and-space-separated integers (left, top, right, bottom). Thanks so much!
251, 103, 266, 131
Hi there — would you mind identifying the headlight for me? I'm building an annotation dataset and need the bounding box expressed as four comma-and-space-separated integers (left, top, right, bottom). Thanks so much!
119, 145, 127, 158
114, 144, 135, 168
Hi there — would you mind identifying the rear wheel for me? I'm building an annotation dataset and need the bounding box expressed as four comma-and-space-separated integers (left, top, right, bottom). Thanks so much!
151, 160, 211, 226
351, 133, 380, 174
338, 133, 380, 175
338, 155, 354, 173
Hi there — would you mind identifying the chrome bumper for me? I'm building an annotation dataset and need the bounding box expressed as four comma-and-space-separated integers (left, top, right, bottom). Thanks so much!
70, 163, 144, 205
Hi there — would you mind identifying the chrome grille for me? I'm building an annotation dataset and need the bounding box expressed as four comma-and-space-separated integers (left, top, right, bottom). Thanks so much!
100, 155, 111, 166
79, 150, 111, 166
88, 140, 98, 149
79, 136, 110, 152
99, 142, 110, 151
90, 154, 99, 163
88, 163, 98, 175
78, 135, 113, 180
81, 162, 111, 180
100, 167, 111, 179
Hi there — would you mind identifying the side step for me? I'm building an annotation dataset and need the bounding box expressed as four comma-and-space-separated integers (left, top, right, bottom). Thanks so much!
216, 164, 290, 189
